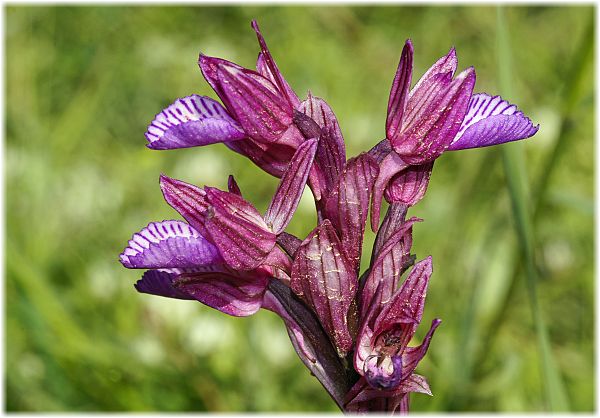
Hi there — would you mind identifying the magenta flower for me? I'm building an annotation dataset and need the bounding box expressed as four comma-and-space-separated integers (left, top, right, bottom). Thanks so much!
121, 21, 538, 413
145, 21, 344, 204
370, 40, 539, 231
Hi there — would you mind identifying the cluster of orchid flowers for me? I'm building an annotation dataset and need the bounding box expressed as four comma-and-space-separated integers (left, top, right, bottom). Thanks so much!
120, 21, 537, 413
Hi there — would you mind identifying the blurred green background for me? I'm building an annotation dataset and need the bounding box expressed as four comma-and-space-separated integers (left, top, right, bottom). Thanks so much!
6, 5, 594, 413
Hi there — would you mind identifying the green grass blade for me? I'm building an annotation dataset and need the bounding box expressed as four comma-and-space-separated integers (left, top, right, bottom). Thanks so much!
471, 9, 593, 387
496, 7, 569, 411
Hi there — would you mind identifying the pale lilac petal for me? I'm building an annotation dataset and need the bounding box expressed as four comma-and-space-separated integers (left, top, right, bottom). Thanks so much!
264, 280, 350, 409
204, 187, 276, 270
290, 220, 358, 355
252, 20, 300, 108
159, 175, 209, 236
120, 220, 222, 269
264, 138, 318, 234
402, 319, 442, 378
448, 93, 539, 150
216, 62, 293, 143
134, 269, 194, 300
386, 40, 413, 142
384, 161, 434, 206
173, 268, 269, 317
145, 95, 245, 150
324, 153, 379, 272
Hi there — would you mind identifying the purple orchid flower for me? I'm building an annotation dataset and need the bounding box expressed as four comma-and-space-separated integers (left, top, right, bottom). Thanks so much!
120, 136, 317, 315
122, 21, 538, 414
146, 20, 345, 205
370, 40, 539, 231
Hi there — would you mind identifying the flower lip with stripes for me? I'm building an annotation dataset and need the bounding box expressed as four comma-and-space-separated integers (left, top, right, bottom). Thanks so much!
120, 134, 318, 313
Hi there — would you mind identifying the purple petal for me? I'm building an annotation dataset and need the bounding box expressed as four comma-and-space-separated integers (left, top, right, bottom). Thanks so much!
216, 62, 293, 143
145, 95, 245, 150
374, 257, 433, 346
344, 376, 423, 412
298, 94, 347, 199
410, 46, 457, 96
159, 175, 208, 236
292, 109, 321, 139
134, 269, 194, 300
260, 245, 292, 278
384, 161, 434, 206
225, 138, 296, 178
120, 220, 222, 269
173, 267, 269, 317
396, 393, 410, 414
324, 153, 379, 272
365, 355, 404, 389
370, 151, 408, 232
399, 373, 432, 396
203, 187, 276, 270
290, 219, 358, 355
264, 279, 351, 409
372, 203, 408, 257
386, 40, 414, 142
276, 232, 302, 257
393, 67, 476, 164
448, 93, 539, 150
368, 138, 393, 164
360, 218, 421, 321
198, 54, 244, 111
265, 138, 318, 234
227, 174, 242, 196
402, 319, 441, 378
252, 20, 300, 108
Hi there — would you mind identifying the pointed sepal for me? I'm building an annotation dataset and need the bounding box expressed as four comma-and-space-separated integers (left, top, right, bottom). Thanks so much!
216, 62, 293, 143
290, 219, 358, 355
393, 67, 476, 164
174, 267, 269, 317
204, 187, 276, 270
386, 40, 414, 142
324, 153, 379, 272
159, 175, 209, 236
264, 138, 318, 234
